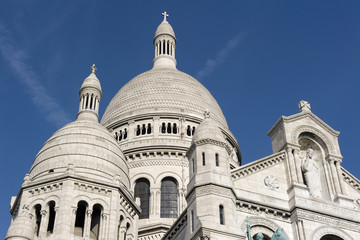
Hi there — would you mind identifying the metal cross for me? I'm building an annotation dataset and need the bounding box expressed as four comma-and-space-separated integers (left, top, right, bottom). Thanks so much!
91, 64, 97, 74
162, 11, 169, 21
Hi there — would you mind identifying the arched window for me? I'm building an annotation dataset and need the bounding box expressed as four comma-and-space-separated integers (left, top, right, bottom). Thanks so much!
123, 129, 127, 139
161, 123, 166, 133
115, 132, 119, 141
47, 201, 56, 235
215, 153, 219, 167
147, 123, 152, 134
89, 95, 93, 110
124, 222, 130, 240
187, 125, 191, 136
117, 215, 124, 240
192, 158, 195, 173
163, 40, 166, 54
134, 178, 150, 219
167, 123, 172, 133
191, 210, 194, 232
192, 126, 196, 135
161, 177, 178, 218
136, 125, 141, 136
90, 204, 102, 240
202, 152, 205, 166
34, 204, 42, 237
119, 130, 123, 141
74, 201, 88, 237
173, 123, 177, 134
142, 124, 146, 135
320, 235, 343, 240
219, 205, 224, 225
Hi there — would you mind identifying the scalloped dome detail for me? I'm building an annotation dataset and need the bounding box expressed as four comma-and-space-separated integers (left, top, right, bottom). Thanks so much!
101, 68, 228, 128
29, 119, 129, 187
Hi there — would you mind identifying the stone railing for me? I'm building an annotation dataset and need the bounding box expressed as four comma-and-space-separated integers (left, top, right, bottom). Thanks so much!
231, 151, 285, 180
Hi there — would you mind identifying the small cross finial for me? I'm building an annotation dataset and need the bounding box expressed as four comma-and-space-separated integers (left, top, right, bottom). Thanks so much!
91, 64, 97, 74
162, 11, 169, 22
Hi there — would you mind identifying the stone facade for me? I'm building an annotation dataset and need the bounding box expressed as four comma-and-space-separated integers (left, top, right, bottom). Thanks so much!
5, 12, 360, 240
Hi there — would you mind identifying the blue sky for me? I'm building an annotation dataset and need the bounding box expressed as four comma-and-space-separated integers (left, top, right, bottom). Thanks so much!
1, 1, 360, 236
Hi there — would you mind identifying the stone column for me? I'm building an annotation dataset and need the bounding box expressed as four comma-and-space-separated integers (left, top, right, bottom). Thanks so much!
39, 210, 48, 238
153, 117, 160, 138
79, 95, 84, 111
52, 206, 59, 235
328, 158, 341, 196
335, 160, 346, 195
295, 220, 306, 240
127, 121, 134, 140
70, 207, 77, 235
84, 209, 93, 239
99, 213, 108, 240
156, 189, 161, 216
119, 226, 127, 240
293, 149, 304, 184
286, 147, 298, 183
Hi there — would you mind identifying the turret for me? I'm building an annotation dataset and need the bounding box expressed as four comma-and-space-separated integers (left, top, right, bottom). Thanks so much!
152, 11, 177, 69
77, 64, 102, 122
185, 112, 241, 239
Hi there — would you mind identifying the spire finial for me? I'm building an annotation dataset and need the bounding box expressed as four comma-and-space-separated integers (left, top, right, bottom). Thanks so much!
162, 11, 169, 22
91, 64, 97, 74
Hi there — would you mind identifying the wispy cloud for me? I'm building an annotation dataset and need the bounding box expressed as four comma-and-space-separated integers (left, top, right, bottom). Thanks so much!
0, 24, 71, 128
197, 33, 245, 80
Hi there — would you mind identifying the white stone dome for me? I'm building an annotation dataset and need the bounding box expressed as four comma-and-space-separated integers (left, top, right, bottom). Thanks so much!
29, 119, 130, 187
101, 68, 228, 128
80, 72, 102, 93
154, 20, 176, 40
192, 116, 225, 143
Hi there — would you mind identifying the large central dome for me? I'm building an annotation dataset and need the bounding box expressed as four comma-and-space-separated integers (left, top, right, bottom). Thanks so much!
101, 68, 228, 128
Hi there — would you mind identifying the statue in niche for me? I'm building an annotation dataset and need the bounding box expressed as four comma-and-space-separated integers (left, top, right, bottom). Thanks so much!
301, 148, 322, 198
246, 217, 287, 240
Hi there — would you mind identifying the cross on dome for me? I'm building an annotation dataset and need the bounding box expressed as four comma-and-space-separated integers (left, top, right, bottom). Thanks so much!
91, 64, 97, 74
162, 11, 169, 22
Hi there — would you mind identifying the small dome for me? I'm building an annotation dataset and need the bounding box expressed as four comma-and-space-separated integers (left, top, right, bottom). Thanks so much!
29, 119, 129, 187
154, 20, 176, 40
192, 116, 225, 143
80, 72, 102, 93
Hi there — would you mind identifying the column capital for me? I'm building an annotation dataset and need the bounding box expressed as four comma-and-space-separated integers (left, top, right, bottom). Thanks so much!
40, 210, 47, 216
86, 209, 93, 216
101, 213, 108, 220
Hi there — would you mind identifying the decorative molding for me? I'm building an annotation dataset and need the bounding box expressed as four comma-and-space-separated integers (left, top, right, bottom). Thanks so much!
310, 225, 354, 240
341, 167, 360, 192
187, 138, 232, 156
236, 201, 290, 222
28, 183, 63, 196
187, 185, 233, 205
161, 210, 188, 240
231, 152, 285, 180
128, 159, 188, 168
264, 176, 279, 190
119, 195, 137, 217
74, 182, 111, 197
291, 125, 335, 153
293, 209, 360, 233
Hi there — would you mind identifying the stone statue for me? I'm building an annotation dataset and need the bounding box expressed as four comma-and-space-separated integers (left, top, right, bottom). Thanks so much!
270, 228, 287, 240
301, 149, 322, 198
246, 217, 288, 240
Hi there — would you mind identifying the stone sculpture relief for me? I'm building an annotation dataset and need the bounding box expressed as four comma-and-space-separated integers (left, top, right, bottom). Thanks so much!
354, 199, 360, 210
301, 149, 322, 198
264, 176, 279, 190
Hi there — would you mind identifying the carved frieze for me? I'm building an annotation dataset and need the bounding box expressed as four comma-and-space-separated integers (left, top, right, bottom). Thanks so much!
74, 182, 111, 197
231, 153, 285, 180
28, 183, 63, 196
294, 209, 360, 232
128, 159, 188, 168
237, 201, 290, 222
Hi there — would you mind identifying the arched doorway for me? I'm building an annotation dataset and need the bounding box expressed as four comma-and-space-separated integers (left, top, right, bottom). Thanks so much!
320, 235, 343, 240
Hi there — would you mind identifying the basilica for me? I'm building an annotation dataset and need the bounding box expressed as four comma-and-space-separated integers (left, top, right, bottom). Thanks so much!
5, 12, 360, 240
